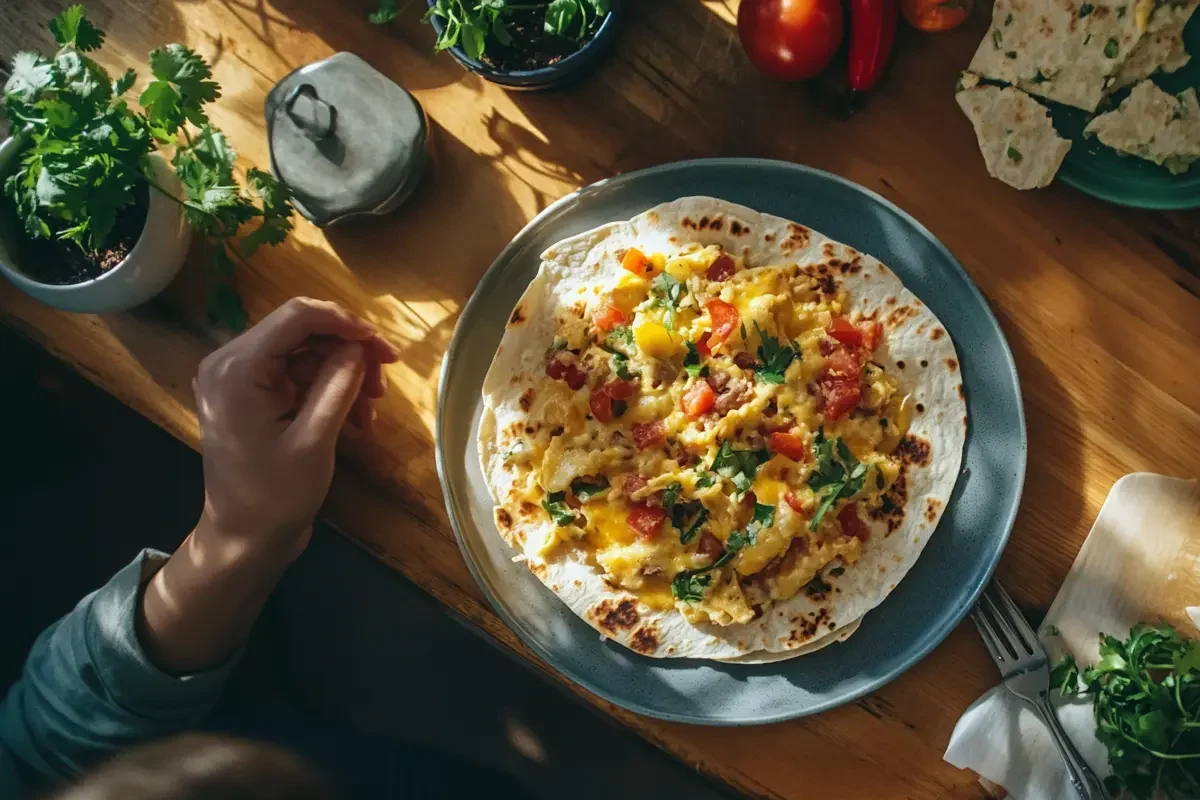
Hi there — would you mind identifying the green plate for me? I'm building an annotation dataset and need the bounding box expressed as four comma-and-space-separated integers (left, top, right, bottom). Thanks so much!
1056, 13, 1200, 209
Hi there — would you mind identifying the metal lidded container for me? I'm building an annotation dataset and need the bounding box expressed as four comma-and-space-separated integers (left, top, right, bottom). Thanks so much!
265, 52, 429, 226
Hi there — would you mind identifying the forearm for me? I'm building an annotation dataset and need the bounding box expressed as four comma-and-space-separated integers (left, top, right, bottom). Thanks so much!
138, 515, 291, 675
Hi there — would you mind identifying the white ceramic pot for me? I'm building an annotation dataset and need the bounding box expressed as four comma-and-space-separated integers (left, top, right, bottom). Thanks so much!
0, 138, 191, 314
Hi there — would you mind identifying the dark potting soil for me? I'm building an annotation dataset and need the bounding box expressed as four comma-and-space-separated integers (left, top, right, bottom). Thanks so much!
480, 8, 600, 72
16, 181, 150, 286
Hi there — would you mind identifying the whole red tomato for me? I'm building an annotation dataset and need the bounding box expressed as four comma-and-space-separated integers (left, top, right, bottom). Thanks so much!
737, 0, 845, 81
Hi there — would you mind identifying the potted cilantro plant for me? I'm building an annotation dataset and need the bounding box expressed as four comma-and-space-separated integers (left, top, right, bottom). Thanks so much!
370, 0, 624, 90
0, 6, 293, 328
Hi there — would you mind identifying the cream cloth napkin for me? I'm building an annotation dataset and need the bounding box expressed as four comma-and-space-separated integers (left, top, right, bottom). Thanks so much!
944, 474, 1200, 799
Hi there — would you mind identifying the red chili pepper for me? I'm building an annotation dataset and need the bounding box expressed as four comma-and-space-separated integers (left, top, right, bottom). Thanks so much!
847, 0, 898, 93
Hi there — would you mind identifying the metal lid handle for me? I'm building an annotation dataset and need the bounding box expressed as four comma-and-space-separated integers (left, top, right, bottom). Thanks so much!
282, 83, 337, 141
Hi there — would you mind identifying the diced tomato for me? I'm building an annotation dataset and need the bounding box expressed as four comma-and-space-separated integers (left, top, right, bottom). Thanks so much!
564, 365, 587, 390
589, 389, 614, 423
623, 475, 648, 495
681, 380, 716, 418
705, 299, 741, 342
695, 332, 713, 357
565, 493, 582, 509
860, 320, 883, 352
545, 353, 569, 380
820, 377, 861, 421
740, 490, 758, 509
605, 379, 636, 401
621, 248, 653, 277
706, 254, 736, 281
628, 503, 667, 539
595, 304, 629, 332
631, 420, 665, 450
827, 316, 863, 347
770, 431, 807, 461
838, 503, 868, 541
824, 347, 862, 379
696, 531, 724, 560
784, 491, 807, 514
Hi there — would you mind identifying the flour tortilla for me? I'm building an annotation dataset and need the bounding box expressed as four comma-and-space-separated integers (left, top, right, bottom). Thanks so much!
1085, 81, 1200, 172
968, 0, 1196, 112
956, 83, 1073, 189
479, 197, 967, 660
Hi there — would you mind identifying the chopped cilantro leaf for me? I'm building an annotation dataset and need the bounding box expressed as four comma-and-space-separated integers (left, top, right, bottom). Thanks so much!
1104, 37, 1118, 58
807, 428, 869, 531
680, 507, 709, 545
541, 491, 576, 526
754, 322, 797, 384
611, 399, 628, 418
695, 473, 717, 489
650, 272, 684, 328
711, 441, 770, 487
683, 341, 708, 377
607, 325, 634, 348
805, 574, 832, 596
1004, 11, 1014, 23
1116, 4, 1125, 16
725, 527, 753, 552
1078, 1, 1094, 15
671, 570, 712, 603
992, 29, 1002, 49
1007, 146, 1023, 162
569, 477, 609, 502
663, 481, 683, 510
829, 566, 845, 576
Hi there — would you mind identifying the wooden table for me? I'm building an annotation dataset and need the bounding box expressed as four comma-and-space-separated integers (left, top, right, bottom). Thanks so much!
3, 1, 1199, 797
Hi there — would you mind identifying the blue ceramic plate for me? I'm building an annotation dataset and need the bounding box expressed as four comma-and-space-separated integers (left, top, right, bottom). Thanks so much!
436, 159, 1026, 724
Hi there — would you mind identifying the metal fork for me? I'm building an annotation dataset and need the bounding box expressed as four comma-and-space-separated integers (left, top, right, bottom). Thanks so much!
970, 581, 1109, 800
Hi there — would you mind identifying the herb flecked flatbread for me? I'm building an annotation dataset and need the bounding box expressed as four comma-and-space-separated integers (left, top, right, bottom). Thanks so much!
478, 198, 966, 661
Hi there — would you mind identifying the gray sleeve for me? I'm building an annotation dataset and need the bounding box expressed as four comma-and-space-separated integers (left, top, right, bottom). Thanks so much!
0, 549, 240, 794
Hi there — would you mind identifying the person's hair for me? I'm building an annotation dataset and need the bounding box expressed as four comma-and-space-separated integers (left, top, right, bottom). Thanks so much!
52, 734, 338, 800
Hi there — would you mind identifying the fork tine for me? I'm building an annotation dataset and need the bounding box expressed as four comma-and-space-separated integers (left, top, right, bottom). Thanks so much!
989, 582, 1039, 654
980, 589, 1028, 659
970, 606, 1010, 667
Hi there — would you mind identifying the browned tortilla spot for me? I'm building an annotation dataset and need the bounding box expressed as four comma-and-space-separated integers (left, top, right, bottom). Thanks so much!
519, 501, 538, 517
946, 358, 958, 372
495, 508, 513, 530
885, 296, 897, 306
956, 384, 965, 400
931, 327, 945, 341
896, 360, 906, 369
920, 359, 929, 368
822, 243, 836, 258
870, 465, 908, 536
847, 257, 863, 274
925, 497, 942, 523
895, 434, 933, 467
710, 217, 724, 231
788, 607, 831, 643
573, 580, 581, 588
699, 215, 711, 229
885, 306, 915, 327
529, 562, 547, 579
682, 217, 695, 230
570, 302, 586, 319
519, 388, 535, 412
509, 305, 526, 326
646, 212, 658, 224
764, 233, 775, 242
730, 220, 747, 236
590, 598, 640, 633
915, 403, 925, 414
668, 235, 679, 246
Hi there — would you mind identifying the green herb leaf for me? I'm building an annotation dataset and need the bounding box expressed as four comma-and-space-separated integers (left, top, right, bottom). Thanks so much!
650, 271, 684, 328
607, 325, 634, 349
1078, 2, 1094, 15
50, 5, 105, 51
695, 473, 717, 489
683, 340, 707, 377
144, 44, 220, 132
570, 477, 610, 502
992, 29, 1003, 49
542, 491, 577, 526
368, 0, 401, 24
113, 68, 137, 96
663, 481, 683, 510
545, 0, 579, 37
754, 322, 797, 384
206, 279, 247, 331
711, 441, 769, 496
1050, 654, 1080, 695
1004, 12, 1014, 23
6, 52, 56, 100
1007, 146, 1023, 162
805, 573, 831, 596
679, 507, 709, 545
807, 428, 868, 531
1104, 37, 1118, 58
671, 569, 712, 603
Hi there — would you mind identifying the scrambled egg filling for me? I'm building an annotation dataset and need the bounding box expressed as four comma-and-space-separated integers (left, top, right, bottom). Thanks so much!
526, 245, 909, 625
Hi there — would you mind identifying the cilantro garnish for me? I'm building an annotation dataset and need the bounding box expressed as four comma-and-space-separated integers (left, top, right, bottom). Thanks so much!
541, 491, 577, 526
663, 481, 683, 510
695, 472, 717, 489
671, 570, 712, 603
1052, 623, 1200, 799
1104, 37, 1119, 58
804, 573, 832, 596
610, 351, 635, 380
683, 341, 708, 377
679, 507, 709, 545
606, 325, 634, 349
807, 428, 869, 531
569, 477, 609, 502
754, 322, 798, 384
726, 502, 775, 552
711, 441, 769, 496
650, 272, 684, 328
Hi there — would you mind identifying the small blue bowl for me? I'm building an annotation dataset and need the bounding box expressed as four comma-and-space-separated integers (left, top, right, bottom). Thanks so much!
426, 1, 624, 91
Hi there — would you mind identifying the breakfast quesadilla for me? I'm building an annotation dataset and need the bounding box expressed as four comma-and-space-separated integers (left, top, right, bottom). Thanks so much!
478, 197, 966, 660
1085, 81, 1200, 172
956, 80, 1074, 190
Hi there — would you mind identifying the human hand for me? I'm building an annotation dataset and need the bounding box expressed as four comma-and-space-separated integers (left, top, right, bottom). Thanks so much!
193, 297, 398, 562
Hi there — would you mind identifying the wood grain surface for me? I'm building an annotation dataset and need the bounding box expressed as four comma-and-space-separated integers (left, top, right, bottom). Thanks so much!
3, 2, 1199, 797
